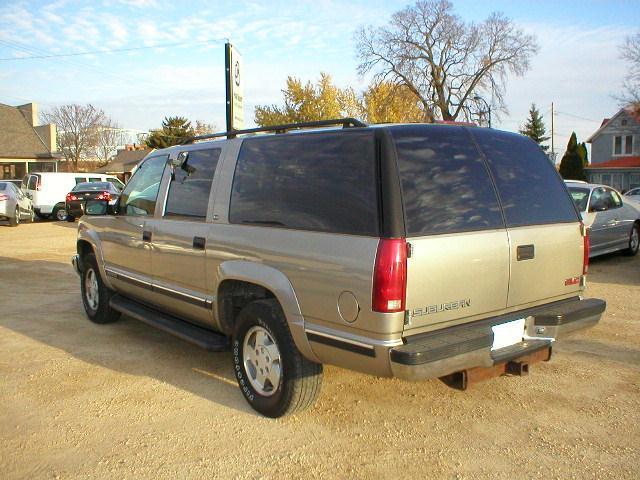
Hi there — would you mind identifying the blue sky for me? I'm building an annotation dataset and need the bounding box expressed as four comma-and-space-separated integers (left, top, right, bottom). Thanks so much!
1, 0, 639, 155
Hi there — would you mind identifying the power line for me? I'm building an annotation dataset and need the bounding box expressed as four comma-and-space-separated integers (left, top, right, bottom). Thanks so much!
0, 39, 224, 61
555, 111, 601, 123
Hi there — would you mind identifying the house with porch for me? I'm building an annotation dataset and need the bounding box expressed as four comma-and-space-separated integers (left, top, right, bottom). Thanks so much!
585, 106, 640, 192
0, 102, 60, 180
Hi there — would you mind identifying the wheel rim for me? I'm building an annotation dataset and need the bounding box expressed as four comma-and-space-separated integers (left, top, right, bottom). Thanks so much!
56, 208, 67, 221
631, 227, 639, 252
84, 268, 99, 311
242, 326, 282, 397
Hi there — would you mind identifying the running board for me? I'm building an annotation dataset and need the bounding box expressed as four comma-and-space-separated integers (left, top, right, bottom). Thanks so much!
109, 294, 229, 352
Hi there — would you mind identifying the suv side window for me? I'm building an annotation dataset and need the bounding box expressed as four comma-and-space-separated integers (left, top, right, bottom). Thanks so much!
390, 125, 504, 236
164, 148, 221, 219
118, 155, 167, 216
75, 177, 87, 185
27, 175, 38, 190
471, 129, 579, 227
229, 131, 378, 236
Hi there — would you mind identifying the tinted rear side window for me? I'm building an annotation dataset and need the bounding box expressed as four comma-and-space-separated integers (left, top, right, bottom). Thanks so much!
470, 129, 578, 227
165, 148, 220, 218
390, 125, 504, 236
229, 131, 378, 236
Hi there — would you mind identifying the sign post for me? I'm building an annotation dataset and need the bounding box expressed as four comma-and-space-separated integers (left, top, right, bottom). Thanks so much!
225, 42, 244, 136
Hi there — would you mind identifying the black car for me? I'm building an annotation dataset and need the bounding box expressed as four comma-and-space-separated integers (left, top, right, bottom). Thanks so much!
65, 182, 121, 222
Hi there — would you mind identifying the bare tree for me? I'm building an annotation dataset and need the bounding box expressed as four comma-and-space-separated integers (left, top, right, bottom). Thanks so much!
41, 104, 106, 171
355, 0, 539, 122
619, 32, 640, 107
193, 120, 217, 136
93, 120, 126, 166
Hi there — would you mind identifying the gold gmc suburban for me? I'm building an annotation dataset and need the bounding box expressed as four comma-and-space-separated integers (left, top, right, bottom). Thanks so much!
72, 119, 606, 417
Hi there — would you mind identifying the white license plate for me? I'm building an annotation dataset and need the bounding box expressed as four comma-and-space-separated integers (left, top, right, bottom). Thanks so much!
491, 319, 525, 351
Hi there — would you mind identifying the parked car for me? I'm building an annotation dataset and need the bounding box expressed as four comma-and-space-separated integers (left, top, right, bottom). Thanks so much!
65, 182, 122, 222
0, 181, 34, 227
72, 119, 605, 417
21, 172, 125, 221
624, 187, 640, 198
565, 181, 640, 257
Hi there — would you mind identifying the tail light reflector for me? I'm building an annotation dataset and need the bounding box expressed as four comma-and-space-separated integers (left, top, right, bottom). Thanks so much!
0, 194, 8, 201
66, 193, 78, 202
95, 192, 111, 201
372, 238, 407, 313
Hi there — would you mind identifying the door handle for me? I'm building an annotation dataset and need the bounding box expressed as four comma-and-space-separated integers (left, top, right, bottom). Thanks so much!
516, 244, 535, 261
142, 230, 152, 242
193, 236, 206, 250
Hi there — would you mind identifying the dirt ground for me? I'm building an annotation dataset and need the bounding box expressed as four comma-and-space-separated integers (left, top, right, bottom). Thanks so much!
0, 221, 638, 479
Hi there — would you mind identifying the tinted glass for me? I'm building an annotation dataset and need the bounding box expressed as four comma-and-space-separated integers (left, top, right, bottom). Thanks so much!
470, 129, 579, 227
73, 182, 112, 191
230, 131, 378, 236
27, 176, 37, 190
0, 183, 6, 191
390, 125, 504, 236
568, 187, 590, 212
75, 177, 87, 185
89, 177, 101, 182
165, 148, 220, 218
119, 155, 167, 216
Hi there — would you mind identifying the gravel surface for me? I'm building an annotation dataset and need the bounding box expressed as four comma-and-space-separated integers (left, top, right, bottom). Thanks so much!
1, 221, 639, 479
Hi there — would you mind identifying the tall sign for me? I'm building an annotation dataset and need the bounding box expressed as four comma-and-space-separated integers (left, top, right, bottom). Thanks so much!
225, 42, 244, 133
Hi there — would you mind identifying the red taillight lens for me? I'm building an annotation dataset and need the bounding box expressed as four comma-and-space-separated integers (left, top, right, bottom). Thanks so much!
95, 191, 111, 201
582, 224, 590, 275
66, 193, 78, 202
372, 238, 407, 313
0, 194, 8, 201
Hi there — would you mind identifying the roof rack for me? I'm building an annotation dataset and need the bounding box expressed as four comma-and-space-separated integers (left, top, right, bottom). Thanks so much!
182, 118, 367, 144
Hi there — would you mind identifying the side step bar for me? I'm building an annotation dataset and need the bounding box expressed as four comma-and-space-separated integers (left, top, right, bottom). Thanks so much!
110, 294, 229, 352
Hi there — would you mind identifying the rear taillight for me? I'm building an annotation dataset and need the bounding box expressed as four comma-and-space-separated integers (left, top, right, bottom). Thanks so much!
582, 223, 590, 275
0, 194, 8, 201
66, 193, 78, 202
95, 191, 111, 201
372, 238, 408, 313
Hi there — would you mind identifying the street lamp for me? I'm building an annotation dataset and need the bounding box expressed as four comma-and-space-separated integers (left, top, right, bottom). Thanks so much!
473, 95, 491, 128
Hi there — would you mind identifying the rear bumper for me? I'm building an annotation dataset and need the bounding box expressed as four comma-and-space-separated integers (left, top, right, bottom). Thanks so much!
389, 297, 605, 381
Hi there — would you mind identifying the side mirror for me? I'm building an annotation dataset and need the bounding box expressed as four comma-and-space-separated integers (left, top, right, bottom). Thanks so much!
85, 200, 108, 216
169, 151, 188, 169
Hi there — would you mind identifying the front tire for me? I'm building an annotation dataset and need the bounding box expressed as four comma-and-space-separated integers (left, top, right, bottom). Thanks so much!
232, 299, 323, 418
81, 252, 120, 324
9, 207, 19, 227
625, 223, 639, 256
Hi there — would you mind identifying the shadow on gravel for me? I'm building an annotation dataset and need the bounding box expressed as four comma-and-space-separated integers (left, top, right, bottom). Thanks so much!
558, 338, 640, 367
587, 252, 640, 287
0, 256, 256, 417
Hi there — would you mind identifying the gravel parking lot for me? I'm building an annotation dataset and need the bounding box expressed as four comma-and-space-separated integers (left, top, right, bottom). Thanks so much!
1, 221, 639, 479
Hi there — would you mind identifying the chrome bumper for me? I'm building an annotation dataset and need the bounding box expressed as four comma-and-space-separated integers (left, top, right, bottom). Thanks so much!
71, 254, 81, 276
390, 297, 606, 381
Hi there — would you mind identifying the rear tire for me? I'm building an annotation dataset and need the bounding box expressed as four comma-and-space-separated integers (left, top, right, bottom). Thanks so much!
66, 214, 76, 222
625, 223, 639, 256
232, 299, 323, 418
81, 252, 120, 324
53, 204, 68, 222
9, 207, 19, 227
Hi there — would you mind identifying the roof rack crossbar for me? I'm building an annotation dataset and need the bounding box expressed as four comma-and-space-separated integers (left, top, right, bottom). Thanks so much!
182, 118, 367, 144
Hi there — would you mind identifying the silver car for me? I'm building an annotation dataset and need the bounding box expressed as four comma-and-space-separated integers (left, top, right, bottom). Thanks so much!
566, 181, 640, 257
624, 187, 640, 199
0, 181, 34, 227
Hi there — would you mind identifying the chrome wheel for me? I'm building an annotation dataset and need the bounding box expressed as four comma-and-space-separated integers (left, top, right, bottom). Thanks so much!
631, 227, 639, 253
55, 207, 68, 221
84, 268, 99, 311
242, 326, 282, 396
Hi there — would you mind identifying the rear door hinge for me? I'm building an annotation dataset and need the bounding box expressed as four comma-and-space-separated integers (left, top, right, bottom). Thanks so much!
406, 241, 413, 258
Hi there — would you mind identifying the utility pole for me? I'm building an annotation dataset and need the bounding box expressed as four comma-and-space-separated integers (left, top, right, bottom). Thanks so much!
551, 102, 555, 162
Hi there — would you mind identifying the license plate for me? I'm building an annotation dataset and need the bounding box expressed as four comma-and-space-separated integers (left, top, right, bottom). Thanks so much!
491, 319, 525, 351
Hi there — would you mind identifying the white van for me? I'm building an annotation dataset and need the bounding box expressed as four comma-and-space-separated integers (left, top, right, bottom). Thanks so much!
21, 172, 125, 221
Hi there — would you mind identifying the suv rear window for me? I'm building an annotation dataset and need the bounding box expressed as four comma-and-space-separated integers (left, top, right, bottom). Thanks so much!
470, 129, 578, 227
390, 125, 504, 236
229, 131, 378, 236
